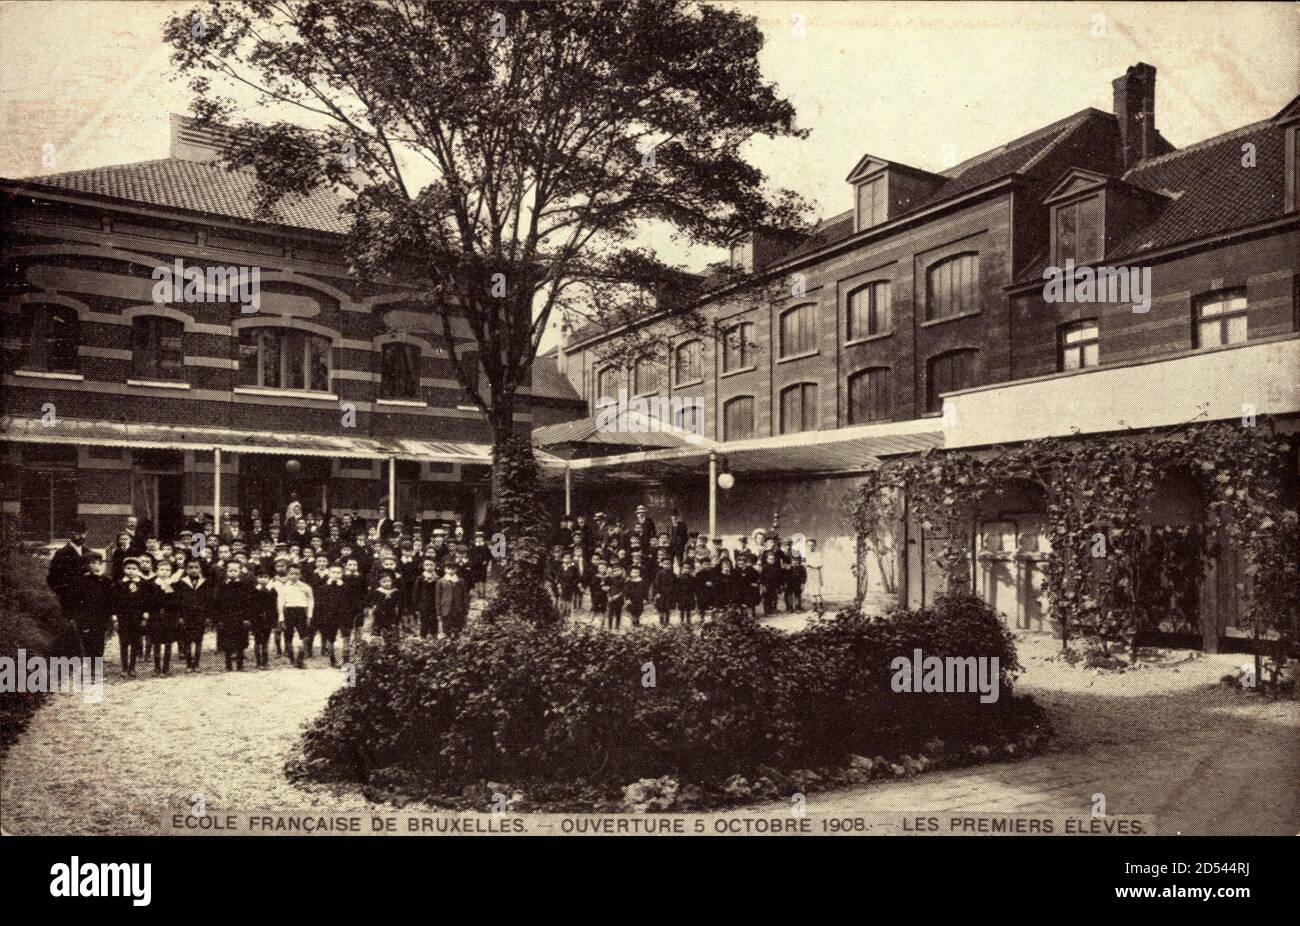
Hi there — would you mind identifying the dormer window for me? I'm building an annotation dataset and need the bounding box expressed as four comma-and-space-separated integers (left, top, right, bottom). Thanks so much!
1054, 195, 1103, 265
856, 175, 887, 230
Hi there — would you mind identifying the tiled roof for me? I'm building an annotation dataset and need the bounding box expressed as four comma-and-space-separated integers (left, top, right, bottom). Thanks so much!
1013, 117, 1291, 285
1111, 120, 1286, 257
751, 109, 1102, 266
14, 157, 351, 235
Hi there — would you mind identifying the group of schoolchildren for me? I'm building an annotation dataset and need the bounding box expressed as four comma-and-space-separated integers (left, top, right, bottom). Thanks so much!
45, 504, 483, 679
544, 506, 824, 630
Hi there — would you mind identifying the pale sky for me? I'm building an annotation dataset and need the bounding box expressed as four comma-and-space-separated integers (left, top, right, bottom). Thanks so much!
2, 0, 1297, 347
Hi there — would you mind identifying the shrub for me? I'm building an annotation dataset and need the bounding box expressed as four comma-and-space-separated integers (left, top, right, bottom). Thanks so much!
298, 593, 1031, 798
0, 549, 71, 754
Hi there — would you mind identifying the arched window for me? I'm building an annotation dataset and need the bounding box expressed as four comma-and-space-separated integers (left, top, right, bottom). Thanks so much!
926, 349, 976, 413
380, 342, 421, 399
778, 304, 816, 358
673, 340, 702, 385
237, 327, 332, 392
779, 382, 819, 434
596, 365, 620, 402
633, 358, 660, 395
925, 253, 979, 321
847, 282, 891, 339
131, 315, 184, 381
847, 367, 890, 424
1058, 320, 1100, 370
723, 395, 755, 441
723, 321, 754, 372
19, 303, 79, 373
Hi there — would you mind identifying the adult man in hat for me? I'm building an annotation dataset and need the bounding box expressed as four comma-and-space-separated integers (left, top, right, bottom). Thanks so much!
633, 504, 657, 551
668, 509, 689, 567
47, 520, 91, 646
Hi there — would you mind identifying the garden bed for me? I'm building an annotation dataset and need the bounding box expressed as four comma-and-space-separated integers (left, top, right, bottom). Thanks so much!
290, 594, 1052, 812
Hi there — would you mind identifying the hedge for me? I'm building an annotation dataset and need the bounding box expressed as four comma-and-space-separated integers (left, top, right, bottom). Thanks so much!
297, 593, 1036, 800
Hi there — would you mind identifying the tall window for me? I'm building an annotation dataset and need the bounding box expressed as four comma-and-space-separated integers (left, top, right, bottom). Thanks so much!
847, 282, 891, 339
1195, 291, 1248, 348
856, 176, 887, 229
20, 303, 79, 373
723, 396, 755, 441
237, 328, 331, 391
779, 382, 819, 434
596, 366, 620, 401
380, 342, 420, 399
130, 316, 184, 381
723, 322, 754, 372
19, 446, 77, 542
1054, 196, 1103, 265
673, 340, 702, 384
926, 350, 976, 413
1058, 320, 1100, 371
847, 368, 890, 424
633, 358, 660, 395
779, 304, 816, 358
925, 253, 980, 321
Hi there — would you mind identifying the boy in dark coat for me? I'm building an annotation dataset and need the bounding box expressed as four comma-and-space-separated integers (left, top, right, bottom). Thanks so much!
589, 562, 608, 617
411, 558, 440, 638
784, 554, 807, 612
215, 561, 253, 671
624, 566, 646, 627
251, 568, 279, 668
651, 557, 675, 626
111, 558, 152, 678
603, 564, 625, 631
675, 561, 696, 625
759, 551, 783, 616
174, 559, 213, 672
148, 560, 180, 675
435, 564, 470, 637
559, 553, 580, 618
365, 571, 403, 640
74, 552, 113, 658
314, 564, 349, 666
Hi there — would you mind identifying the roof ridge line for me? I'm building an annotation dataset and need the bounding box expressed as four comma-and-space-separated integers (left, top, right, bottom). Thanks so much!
1123, 118, 1274, 176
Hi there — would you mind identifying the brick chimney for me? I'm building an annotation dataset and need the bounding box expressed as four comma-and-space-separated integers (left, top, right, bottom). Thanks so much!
1113, 63, 1157, 170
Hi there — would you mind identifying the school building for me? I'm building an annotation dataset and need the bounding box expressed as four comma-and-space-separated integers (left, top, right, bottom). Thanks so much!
1, 115, 583, 547
538, 65, 1300, 643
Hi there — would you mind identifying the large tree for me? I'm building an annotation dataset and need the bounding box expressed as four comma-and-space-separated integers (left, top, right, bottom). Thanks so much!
166, 0, 808, 617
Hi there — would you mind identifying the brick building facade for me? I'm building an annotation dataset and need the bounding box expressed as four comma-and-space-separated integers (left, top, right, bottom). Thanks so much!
543, 65, 1300, 639
1, 116, 583, 547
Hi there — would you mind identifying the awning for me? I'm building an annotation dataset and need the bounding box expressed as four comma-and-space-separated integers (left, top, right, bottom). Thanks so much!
0, 416, 517, 465
546, 418, 945, 483
533, 411, 708, 453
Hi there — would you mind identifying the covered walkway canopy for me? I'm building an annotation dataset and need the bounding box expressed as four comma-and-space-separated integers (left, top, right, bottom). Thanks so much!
2, 415, 568, 529
536, 417, 945, 536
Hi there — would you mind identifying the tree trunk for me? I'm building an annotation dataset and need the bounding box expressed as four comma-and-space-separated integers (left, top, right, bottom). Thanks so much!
481, 400, 559, 627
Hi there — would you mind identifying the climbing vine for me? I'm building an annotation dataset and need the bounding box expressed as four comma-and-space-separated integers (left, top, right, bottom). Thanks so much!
850, 421, 1297, 689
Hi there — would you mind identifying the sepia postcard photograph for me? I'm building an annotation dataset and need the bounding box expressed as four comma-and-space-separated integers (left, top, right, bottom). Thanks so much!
0, 0, 1296, 906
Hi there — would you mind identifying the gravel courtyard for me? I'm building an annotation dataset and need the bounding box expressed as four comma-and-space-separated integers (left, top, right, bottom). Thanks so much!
2, 628, 1296, 835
